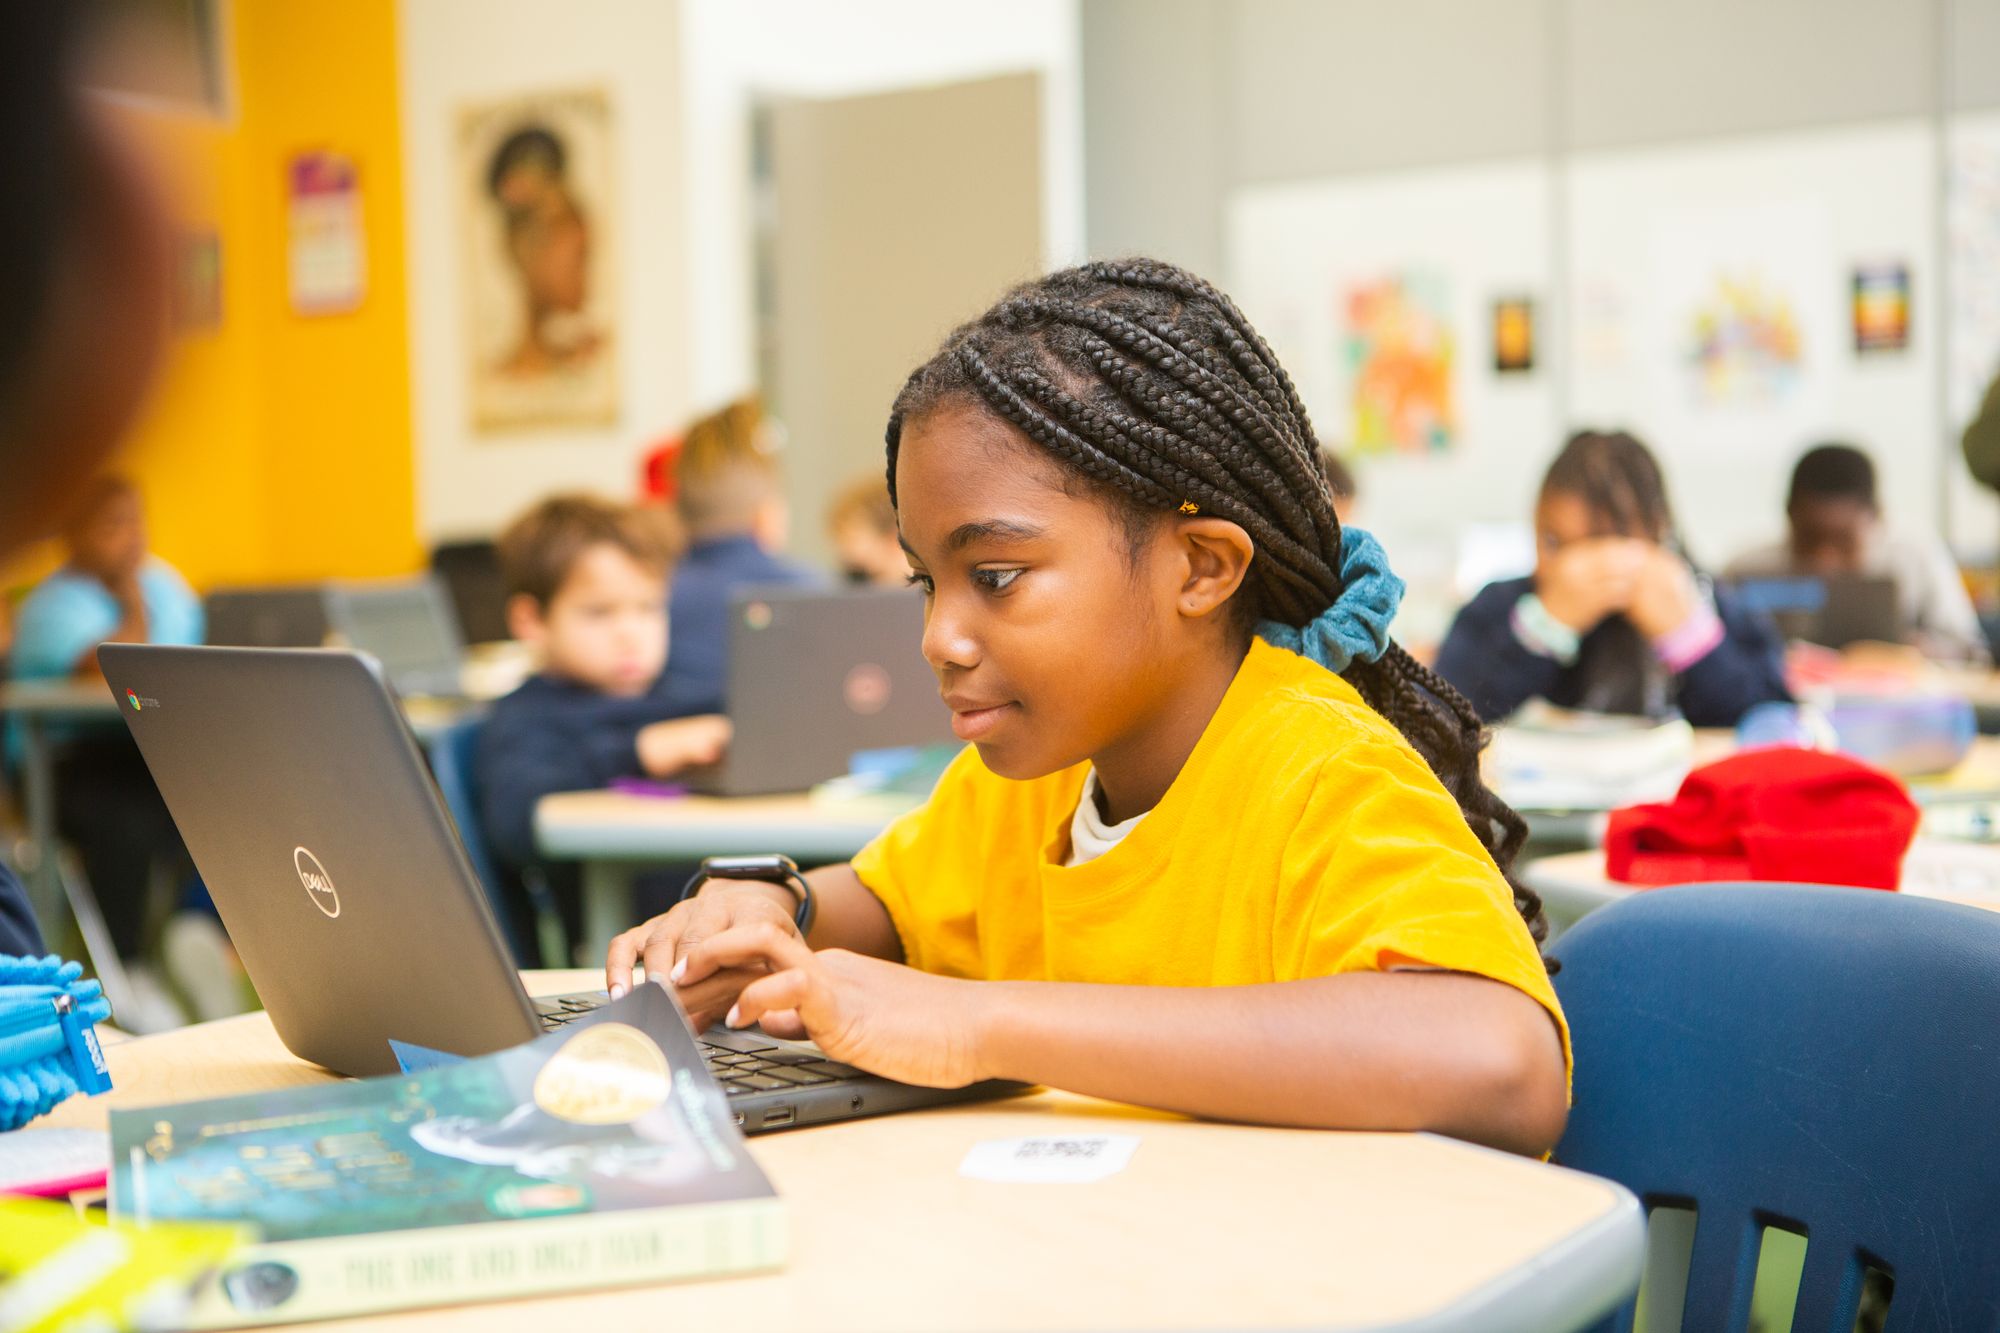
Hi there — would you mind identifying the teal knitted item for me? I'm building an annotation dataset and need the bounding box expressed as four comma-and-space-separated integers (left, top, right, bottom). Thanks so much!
1258, 526, 1405, 673
0, 955, 114, 1131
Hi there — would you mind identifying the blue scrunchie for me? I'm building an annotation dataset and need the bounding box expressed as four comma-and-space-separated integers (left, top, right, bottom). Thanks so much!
1257, 526, 1405, 673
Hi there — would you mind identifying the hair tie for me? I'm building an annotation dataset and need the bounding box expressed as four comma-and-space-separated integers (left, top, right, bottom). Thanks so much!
1257, 527, 1404, 673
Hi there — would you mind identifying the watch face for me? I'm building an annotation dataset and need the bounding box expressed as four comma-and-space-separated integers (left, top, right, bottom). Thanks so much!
704, 854, 798, 878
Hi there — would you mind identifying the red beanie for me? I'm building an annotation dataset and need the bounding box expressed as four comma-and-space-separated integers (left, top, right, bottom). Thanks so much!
1605, 747, 1919, 890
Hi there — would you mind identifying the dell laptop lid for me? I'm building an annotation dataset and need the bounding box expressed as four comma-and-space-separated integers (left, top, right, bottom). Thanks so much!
102, 644, 539, 1076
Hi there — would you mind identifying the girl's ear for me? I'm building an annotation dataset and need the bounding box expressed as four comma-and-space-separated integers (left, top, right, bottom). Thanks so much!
1175, 517, 1255, 620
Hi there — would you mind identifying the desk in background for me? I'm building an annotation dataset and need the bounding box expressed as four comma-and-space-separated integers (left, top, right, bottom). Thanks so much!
1501, 731, 2000, 852
536, 790, 916, 958
1522, 840, 2000, 938
43, 969, 1643, 1332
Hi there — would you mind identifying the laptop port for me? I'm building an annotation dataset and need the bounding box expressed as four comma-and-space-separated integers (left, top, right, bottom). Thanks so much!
730, 1113, 744, 1127
763, 1106, 796, 1128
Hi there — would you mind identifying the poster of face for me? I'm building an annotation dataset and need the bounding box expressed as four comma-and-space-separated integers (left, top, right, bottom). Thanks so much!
458, 88, 617, 433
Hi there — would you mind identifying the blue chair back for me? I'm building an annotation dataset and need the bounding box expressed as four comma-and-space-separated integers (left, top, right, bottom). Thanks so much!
1552, 882, 2000, 1332
425, 717, 518, 958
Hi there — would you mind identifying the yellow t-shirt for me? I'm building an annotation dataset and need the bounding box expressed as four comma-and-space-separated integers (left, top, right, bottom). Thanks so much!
850, 638, 1568, 1064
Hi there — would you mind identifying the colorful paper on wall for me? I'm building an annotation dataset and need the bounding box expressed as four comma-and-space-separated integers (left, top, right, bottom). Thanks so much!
287, 152, 367, 316
1342, 272, 1455, 455
1851, 263, 1910, 354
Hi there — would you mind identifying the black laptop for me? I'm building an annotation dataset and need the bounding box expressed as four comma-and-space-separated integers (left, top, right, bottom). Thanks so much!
101, 642, 1014, 1133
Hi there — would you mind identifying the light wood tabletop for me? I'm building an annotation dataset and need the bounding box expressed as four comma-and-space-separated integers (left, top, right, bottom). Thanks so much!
45, 971, 1642, 1332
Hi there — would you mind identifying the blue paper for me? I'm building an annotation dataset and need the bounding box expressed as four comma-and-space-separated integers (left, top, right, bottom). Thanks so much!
388, 1039, 465, 1073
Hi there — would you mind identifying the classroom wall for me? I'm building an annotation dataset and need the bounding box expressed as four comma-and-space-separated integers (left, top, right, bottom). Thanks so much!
1084, 0, 2000, 578
675, 0, 1084, 412
8, 0, 420, 595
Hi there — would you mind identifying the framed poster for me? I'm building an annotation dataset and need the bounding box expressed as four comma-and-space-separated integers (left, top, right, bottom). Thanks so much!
458, 88, 618, 433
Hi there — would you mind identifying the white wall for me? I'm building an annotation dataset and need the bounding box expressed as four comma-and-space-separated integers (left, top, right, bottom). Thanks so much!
676, 0, 1083, 411
399, 0, 690, 542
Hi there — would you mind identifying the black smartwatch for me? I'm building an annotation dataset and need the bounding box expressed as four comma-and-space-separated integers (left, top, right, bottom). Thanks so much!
677, 854, 816, 937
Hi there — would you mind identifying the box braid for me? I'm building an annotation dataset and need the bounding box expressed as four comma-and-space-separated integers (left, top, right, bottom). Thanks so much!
885, 259, 1547, 951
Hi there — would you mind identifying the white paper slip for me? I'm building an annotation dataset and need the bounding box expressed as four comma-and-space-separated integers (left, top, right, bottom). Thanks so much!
958, 1134, 1141, 1184
0, 1127, 110, 1193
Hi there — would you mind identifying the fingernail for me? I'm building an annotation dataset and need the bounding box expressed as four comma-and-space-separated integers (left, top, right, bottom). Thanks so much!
670, 958, 687, 984
609, 983, 627, 1001
724, 1004, 742, 1028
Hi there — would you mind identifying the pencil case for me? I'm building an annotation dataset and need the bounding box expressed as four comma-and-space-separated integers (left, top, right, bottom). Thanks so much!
0, 955, 113, 1132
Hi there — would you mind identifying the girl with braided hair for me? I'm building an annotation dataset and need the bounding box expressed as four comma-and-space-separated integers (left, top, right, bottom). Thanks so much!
1435, 430, 1789, 727
607, 259, 1568, 1153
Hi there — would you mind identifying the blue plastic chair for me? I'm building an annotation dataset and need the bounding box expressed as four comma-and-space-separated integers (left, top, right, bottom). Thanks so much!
426, 717, 563, 966
1551, 882, 2000, 1332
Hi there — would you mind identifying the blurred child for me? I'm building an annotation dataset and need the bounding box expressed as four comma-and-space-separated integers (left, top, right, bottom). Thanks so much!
11, 475, 203, 972
659, 399, 821, 713
477, 496, 730, 946
1727, 442, 1987, 663
1435, 430, 1788, 726
827, 474, 911, 586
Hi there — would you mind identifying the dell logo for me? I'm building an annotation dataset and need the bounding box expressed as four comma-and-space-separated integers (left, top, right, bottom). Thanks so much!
294, 846, 341, 919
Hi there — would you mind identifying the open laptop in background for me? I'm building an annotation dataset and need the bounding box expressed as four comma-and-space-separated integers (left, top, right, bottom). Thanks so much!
323, 576, 466, 698
100, 642, 1013, 1132
1726, 573, 1901, 649
682, 584, 958, 797
204, 586, 330, 648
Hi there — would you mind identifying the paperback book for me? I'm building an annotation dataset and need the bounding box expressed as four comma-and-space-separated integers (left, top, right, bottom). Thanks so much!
111, 985, 784, 1327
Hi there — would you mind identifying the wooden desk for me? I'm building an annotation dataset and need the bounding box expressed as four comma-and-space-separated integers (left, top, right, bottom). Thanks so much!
1523, 840, 2000, 936
45, 970, 1642, 1332
536, 791, 916, 957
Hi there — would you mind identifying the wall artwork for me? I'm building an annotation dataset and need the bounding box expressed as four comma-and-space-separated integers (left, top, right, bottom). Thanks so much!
458, 87, 618, 434
1492, 296, 1536, 374
287, 152, 366, 317
1343, 273, 1456, 455
1850, 262, 1910, 355
1683, 272, 1805, 405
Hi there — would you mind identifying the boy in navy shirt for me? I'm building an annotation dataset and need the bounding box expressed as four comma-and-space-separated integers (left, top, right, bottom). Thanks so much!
477, 496, 730, 948
660, 399, 821, 713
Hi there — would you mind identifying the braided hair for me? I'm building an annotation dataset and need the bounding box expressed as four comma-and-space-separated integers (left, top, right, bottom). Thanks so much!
1541, 429, 1674, 544
884, 258, 1548, 951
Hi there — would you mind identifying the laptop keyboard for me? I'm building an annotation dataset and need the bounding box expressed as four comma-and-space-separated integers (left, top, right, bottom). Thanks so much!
535, 993, 866, 1097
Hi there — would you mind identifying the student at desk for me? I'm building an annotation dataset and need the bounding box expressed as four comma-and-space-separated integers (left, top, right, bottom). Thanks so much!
1435, 430, 1789, 727
659, 398, 822, 714
607, 261, 1568, 1155
478, 495, 732, 948
10, 475, 204, 968
1727, 442, 1987, 663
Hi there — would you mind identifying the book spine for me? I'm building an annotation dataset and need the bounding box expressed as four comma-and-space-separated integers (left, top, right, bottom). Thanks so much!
183, 1198, 787, 1328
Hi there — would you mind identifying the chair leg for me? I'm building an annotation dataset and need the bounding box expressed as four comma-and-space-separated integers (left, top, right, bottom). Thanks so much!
53, 848, 144, 1024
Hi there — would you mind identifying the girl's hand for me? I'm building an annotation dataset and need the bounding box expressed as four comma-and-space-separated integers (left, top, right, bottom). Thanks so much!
680, 923, 990, 1089
635, 714, 732, 778
604, 884, 800, 1032
1625, 546, 1699, 641
1535, 537, 1647, 632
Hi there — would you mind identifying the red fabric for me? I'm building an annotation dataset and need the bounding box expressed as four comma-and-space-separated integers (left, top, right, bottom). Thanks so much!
1605, 747, 1918, 890
639, 434, 682, 503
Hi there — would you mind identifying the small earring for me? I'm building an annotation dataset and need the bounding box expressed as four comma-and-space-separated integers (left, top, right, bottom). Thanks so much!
1178, 500, 1200, 515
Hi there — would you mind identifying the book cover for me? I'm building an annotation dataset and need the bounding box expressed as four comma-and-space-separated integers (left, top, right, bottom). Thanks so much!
110, 985, 784, 1327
